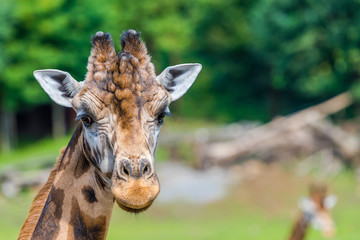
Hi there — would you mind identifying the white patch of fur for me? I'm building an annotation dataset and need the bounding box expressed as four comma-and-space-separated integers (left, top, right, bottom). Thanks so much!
156, 63, 202, 102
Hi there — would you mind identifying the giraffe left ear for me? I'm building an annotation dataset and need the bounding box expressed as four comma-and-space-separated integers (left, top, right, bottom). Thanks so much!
157, 63, 202, 102
298, 197, 315, 213
34, 69, 83, 108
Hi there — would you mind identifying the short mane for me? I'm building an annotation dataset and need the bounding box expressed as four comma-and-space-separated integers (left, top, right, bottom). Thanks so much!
18, 148, 65, 240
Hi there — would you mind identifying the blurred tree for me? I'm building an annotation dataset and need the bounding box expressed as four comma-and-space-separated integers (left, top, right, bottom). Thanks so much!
0, 0, 16, 151
2, 0, 360, 152
0, 0, 112, 150
184, 0, 264, 122
249, 0, 360, 116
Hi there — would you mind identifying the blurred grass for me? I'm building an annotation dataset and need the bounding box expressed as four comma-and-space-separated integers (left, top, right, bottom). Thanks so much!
0, 170, 358, 239
0, 135, 70, 168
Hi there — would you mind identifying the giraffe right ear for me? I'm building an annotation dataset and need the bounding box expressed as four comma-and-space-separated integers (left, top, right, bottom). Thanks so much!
156, 63, 202, 102
34, 69, 83, 108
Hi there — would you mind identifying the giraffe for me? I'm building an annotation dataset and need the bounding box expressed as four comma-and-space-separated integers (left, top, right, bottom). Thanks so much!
288, 184, 337, 240
18, 30, 202, 239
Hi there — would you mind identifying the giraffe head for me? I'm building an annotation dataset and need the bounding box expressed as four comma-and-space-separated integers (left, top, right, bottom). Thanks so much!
298, 184, 337, 238
33, 30, 202, 213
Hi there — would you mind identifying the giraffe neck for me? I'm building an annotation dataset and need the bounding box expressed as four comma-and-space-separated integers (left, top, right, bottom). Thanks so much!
19, 125, 114, 240
288, 213, 309, 240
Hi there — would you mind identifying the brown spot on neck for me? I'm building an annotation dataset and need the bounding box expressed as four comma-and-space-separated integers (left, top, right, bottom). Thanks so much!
82, 186, 98, 204
58, 125, 83, 172
30, 187, 65, 239
74, 150, 90, 179
69, 197, 107, 240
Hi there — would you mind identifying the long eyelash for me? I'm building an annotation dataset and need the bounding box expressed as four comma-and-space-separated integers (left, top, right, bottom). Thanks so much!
75, 114, 86, 121
76, 111, 96, 122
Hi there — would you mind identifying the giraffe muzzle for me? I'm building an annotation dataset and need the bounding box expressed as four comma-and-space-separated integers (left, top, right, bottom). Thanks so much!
111, 158, 160, 213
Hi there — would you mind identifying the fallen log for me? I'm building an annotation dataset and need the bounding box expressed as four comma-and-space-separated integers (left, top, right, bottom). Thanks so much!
0, 168, 51, 198
198, 92, 353, 167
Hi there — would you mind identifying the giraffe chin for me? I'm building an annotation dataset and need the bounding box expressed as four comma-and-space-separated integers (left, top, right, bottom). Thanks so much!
116, 199, 153, 213
111, 178, 160, 214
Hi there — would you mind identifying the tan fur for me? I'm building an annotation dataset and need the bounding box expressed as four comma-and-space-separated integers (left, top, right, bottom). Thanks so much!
112, 178, 159, 210
20, 30, 172, 238
18, 148, 66, 240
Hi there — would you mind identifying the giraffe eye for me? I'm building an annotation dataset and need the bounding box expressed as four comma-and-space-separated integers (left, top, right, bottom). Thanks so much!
81, 115, 93, 127
156, 112, 166, 125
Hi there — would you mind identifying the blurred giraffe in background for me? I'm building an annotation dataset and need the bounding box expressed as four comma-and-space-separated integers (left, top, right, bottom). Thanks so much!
288, 183, 337, 240
18, 30, 202, 239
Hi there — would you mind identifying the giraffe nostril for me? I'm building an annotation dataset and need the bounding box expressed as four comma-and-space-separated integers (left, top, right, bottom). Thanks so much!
117, 160, 132, 180
140, 159, 152, 178
117, 159, 153, 180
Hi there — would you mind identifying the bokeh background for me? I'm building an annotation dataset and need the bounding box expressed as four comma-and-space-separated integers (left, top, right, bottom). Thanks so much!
0, 0, 359, 239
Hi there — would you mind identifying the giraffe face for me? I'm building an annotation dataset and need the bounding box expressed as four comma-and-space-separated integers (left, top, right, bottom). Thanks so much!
71, 79, 170, 212
33, 30, 202, 213
299, 192, 337, 238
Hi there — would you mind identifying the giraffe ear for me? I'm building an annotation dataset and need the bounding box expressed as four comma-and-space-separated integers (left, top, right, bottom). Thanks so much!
298, 197, 315, 213
157, 63, 202, 102
324, 195, 337, 209
34, 69, 83, 108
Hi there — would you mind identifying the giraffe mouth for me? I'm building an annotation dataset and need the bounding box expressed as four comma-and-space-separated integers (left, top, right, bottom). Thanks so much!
111, 177, 160, 214
115, 199, 154, 213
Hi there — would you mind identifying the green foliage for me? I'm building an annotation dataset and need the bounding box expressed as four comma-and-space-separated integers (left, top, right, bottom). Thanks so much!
1, 0, 108, 110
249, 0, 360, 116
0, 134, 70, 167
2, 0, 360, 120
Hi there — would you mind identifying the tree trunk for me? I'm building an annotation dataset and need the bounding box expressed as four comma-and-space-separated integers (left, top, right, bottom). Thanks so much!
200, 92, 353, 165
268, 88, 280, 118
51, 102, 66, 138
1, 109, 17, 152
